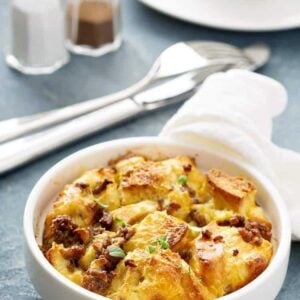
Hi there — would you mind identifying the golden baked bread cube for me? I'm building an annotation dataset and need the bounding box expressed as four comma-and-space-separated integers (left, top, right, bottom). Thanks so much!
116, 155, 206, 219
125, 211, 196, 253
189, 199, 235, 227
116, 156, 170, 206
72, 167, 121, 211
205, 168, 271, 227
46, 242, 83, 285
79, 242, 96, 271
189, 221, 273, 297
110, 200, 158, 229
160, 156, 207, 200
107, 249, 213, 300
43, 167, 120, 246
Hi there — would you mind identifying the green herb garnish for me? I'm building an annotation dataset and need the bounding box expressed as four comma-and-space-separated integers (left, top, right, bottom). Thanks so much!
115, 217, 128, 227
108, 245, 126, 258
148, 245, 156, 254
178, 175, 187, 185
156, 234, 169, 250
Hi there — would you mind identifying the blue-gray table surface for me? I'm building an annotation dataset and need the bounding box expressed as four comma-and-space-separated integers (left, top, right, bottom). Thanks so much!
0, 1, 299, 299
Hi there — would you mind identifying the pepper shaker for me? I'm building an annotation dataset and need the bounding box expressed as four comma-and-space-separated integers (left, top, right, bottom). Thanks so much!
66, 0, 122, 56
6, 0, 69, 75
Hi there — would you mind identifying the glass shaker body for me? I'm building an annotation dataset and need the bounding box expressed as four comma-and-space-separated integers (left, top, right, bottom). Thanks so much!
6, 0, 69, 75
66, 0, 121, 56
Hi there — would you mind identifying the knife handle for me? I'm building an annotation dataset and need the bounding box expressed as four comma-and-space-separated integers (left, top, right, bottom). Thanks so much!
0, 98, 143, 174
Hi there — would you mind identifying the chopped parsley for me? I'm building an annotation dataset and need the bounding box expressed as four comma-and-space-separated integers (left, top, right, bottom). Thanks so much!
148, 245, 156, 254
156, 234, 169, 250
108, 245, 126, 258
178, 175, 187, 185
115, 217, 128, 227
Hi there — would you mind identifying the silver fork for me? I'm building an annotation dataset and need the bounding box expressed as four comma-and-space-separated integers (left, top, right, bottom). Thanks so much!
0, 41, 267, 143
0, 43, 270, 174
0, 68, 236, 175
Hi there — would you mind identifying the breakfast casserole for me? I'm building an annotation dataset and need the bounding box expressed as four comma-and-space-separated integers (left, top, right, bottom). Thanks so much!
42, 155, 273, 300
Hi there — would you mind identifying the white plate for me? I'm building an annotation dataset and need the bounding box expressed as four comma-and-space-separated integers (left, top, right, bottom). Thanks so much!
138, 0, 300, 31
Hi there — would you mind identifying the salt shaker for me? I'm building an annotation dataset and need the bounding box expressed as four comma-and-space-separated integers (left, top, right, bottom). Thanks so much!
6, 0, 70, 75
66, 0, 122, 56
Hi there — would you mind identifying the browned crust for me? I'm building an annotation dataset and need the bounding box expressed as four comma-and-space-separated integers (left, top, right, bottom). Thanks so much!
207, 168, 256, 202
108, 152, 145, 166
121, 162, 163, 189
247, 256, 268, 282
167, 224, 188, 248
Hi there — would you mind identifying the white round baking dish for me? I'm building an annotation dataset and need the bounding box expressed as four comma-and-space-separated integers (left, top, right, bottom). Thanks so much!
24, 137, 291, 300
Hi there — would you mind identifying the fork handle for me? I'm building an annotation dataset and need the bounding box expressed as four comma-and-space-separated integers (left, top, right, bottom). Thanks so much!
0, 98, 144, 174
0, 68, 156, 143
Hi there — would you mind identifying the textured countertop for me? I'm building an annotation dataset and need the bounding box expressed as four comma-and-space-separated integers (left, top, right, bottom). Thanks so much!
0, 0, 299, 299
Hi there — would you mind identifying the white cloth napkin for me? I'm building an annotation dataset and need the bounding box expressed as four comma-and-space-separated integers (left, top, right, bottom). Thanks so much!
160, 69, 300, 240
